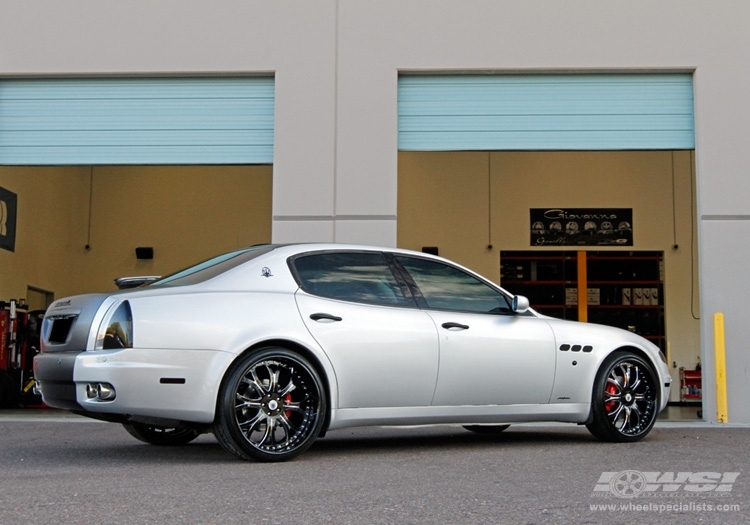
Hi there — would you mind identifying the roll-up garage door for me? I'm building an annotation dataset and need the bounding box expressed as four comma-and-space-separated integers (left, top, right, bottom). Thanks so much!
398, 74, 694, 151
0, 77, 274, 165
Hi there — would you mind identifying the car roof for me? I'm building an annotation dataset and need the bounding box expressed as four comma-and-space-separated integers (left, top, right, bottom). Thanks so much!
135, 243, 446, 291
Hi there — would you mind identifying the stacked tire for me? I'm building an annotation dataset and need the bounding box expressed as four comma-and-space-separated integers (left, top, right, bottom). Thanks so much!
0, 370, 20, 409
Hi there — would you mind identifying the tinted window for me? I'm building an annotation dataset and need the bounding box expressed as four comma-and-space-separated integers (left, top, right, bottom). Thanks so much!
150, 245, 275, 287
396, 256, 511, 314
293, 252, 409, 306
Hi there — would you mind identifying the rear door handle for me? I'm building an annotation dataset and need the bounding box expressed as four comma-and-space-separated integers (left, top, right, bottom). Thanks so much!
442, 322, 469, 330
310, 313, 343, 322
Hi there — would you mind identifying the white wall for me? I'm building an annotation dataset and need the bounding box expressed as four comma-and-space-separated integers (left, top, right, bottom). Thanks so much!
3, 1, 750, 421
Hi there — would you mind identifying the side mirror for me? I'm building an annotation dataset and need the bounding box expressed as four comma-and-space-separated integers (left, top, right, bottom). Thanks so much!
512, 295, 530, 314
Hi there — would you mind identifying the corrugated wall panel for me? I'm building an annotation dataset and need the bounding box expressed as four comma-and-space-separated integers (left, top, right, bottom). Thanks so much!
0, 77, 274, 165
398, 74, 694, 150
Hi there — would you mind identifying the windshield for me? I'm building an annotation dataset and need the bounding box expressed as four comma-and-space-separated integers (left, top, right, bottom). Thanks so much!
149, 245, 276, 287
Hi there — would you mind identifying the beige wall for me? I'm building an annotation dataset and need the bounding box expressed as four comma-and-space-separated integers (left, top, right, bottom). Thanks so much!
398, 150, 699, 400
0, 166, 91, 302
398, 152, 496, 277
0, 165, 272, 299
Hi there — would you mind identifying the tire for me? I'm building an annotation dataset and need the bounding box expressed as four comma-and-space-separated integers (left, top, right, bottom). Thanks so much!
463, 424, 510, 435
0, 370, 20, 409
0, 370, 9, 408
213, 348, 326, 462
586, 351, 659, 442
122, 422, 201, 446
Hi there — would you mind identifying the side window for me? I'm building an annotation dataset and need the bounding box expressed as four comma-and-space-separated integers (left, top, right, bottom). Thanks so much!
292, 252, 409, 307
396, 256, 512, 314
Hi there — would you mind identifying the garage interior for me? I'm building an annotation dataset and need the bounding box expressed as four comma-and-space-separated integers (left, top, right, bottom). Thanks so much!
0, 165, 272, 302
0, 164, 272, 407
398, 150, 700, 404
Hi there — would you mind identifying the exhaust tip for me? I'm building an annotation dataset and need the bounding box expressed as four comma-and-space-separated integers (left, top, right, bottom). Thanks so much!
86, 382, 116, 401
97, 383, 116, 401
86, 383, 98, 399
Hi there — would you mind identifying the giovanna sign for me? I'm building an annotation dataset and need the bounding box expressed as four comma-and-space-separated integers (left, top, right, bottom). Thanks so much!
530, 208, 633, 247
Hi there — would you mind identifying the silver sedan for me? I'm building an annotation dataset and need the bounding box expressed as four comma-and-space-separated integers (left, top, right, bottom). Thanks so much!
34, 244, 671, 461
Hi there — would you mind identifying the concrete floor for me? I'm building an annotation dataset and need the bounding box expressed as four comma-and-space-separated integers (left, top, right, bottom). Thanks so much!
660, 404, 703, 421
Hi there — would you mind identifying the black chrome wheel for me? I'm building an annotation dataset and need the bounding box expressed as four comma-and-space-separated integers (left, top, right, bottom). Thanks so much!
214, 348, 326, 462
587, 351, 658, 442
122, 422, 201, 446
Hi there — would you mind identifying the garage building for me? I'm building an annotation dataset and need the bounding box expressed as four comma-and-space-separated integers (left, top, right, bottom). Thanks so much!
0, 1, 747, 423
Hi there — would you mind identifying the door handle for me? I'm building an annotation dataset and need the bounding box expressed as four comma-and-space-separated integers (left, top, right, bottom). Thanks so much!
310, 312, 343, 322
441, 322, 469, 330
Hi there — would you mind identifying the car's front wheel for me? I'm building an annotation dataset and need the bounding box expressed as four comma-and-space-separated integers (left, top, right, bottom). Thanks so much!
586, 351, 659, 442
122, 422, 202, 446
214, 348, 326, 462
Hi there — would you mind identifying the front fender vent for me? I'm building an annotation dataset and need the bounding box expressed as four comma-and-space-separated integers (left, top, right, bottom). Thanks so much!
559, 343, 593, 353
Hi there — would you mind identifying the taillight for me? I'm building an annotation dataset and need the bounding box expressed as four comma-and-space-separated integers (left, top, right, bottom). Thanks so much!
95, 301, 133, 350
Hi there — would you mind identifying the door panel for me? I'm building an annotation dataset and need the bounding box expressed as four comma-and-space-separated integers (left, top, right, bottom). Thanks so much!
426, 311, 556, 406
296, 292, 439, 409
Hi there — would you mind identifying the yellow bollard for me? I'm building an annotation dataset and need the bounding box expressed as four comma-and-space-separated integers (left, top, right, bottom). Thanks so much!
714, 312, 728, 423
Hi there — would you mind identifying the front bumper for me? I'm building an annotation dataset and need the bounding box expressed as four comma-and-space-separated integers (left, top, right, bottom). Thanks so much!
34, 347, 235, 424
661, 381, 672, 412
658, 362, 672, 412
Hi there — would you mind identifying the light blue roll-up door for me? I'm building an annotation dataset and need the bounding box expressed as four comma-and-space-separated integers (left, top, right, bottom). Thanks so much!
0, 77, 274, 165
398, 74, 694, 151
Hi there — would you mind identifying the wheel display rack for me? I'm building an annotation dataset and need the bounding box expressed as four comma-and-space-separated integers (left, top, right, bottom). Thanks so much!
500, 250, 665, 353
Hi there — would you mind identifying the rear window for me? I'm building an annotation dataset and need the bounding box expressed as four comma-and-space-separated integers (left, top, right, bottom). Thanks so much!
150, 245, 276, 287
291, 251, 410, 307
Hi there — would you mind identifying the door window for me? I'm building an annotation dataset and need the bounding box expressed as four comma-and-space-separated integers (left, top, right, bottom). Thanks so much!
396, 256, 511, 314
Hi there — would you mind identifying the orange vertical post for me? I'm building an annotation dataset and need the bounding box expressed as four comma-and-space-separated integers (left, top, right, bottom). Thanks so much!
577, 251, 588, 322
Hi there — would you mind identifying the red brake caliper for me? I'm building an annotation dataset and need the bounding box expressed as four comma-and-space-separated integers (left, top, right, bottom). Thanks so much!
284, 394, 293, 419
605, 384, 618, 412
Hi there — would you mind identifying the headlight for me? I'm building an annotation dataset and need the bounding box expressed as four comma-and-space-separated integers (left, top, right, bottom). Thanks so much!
95, 301, 133, 350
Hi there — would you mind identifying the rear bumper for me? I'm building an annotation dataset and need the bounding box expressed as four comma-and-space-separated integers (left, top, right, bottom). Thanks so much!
33, 351, 81, 410
34, 347, 235, 424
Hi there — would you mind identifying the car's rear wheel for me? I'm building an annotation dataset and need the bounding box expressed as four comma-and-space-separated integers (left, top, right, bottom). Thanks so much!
214, 348, 326, 462
463, 424, 510, 434
586, 351, 659, 442
122, 422, 201, 446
